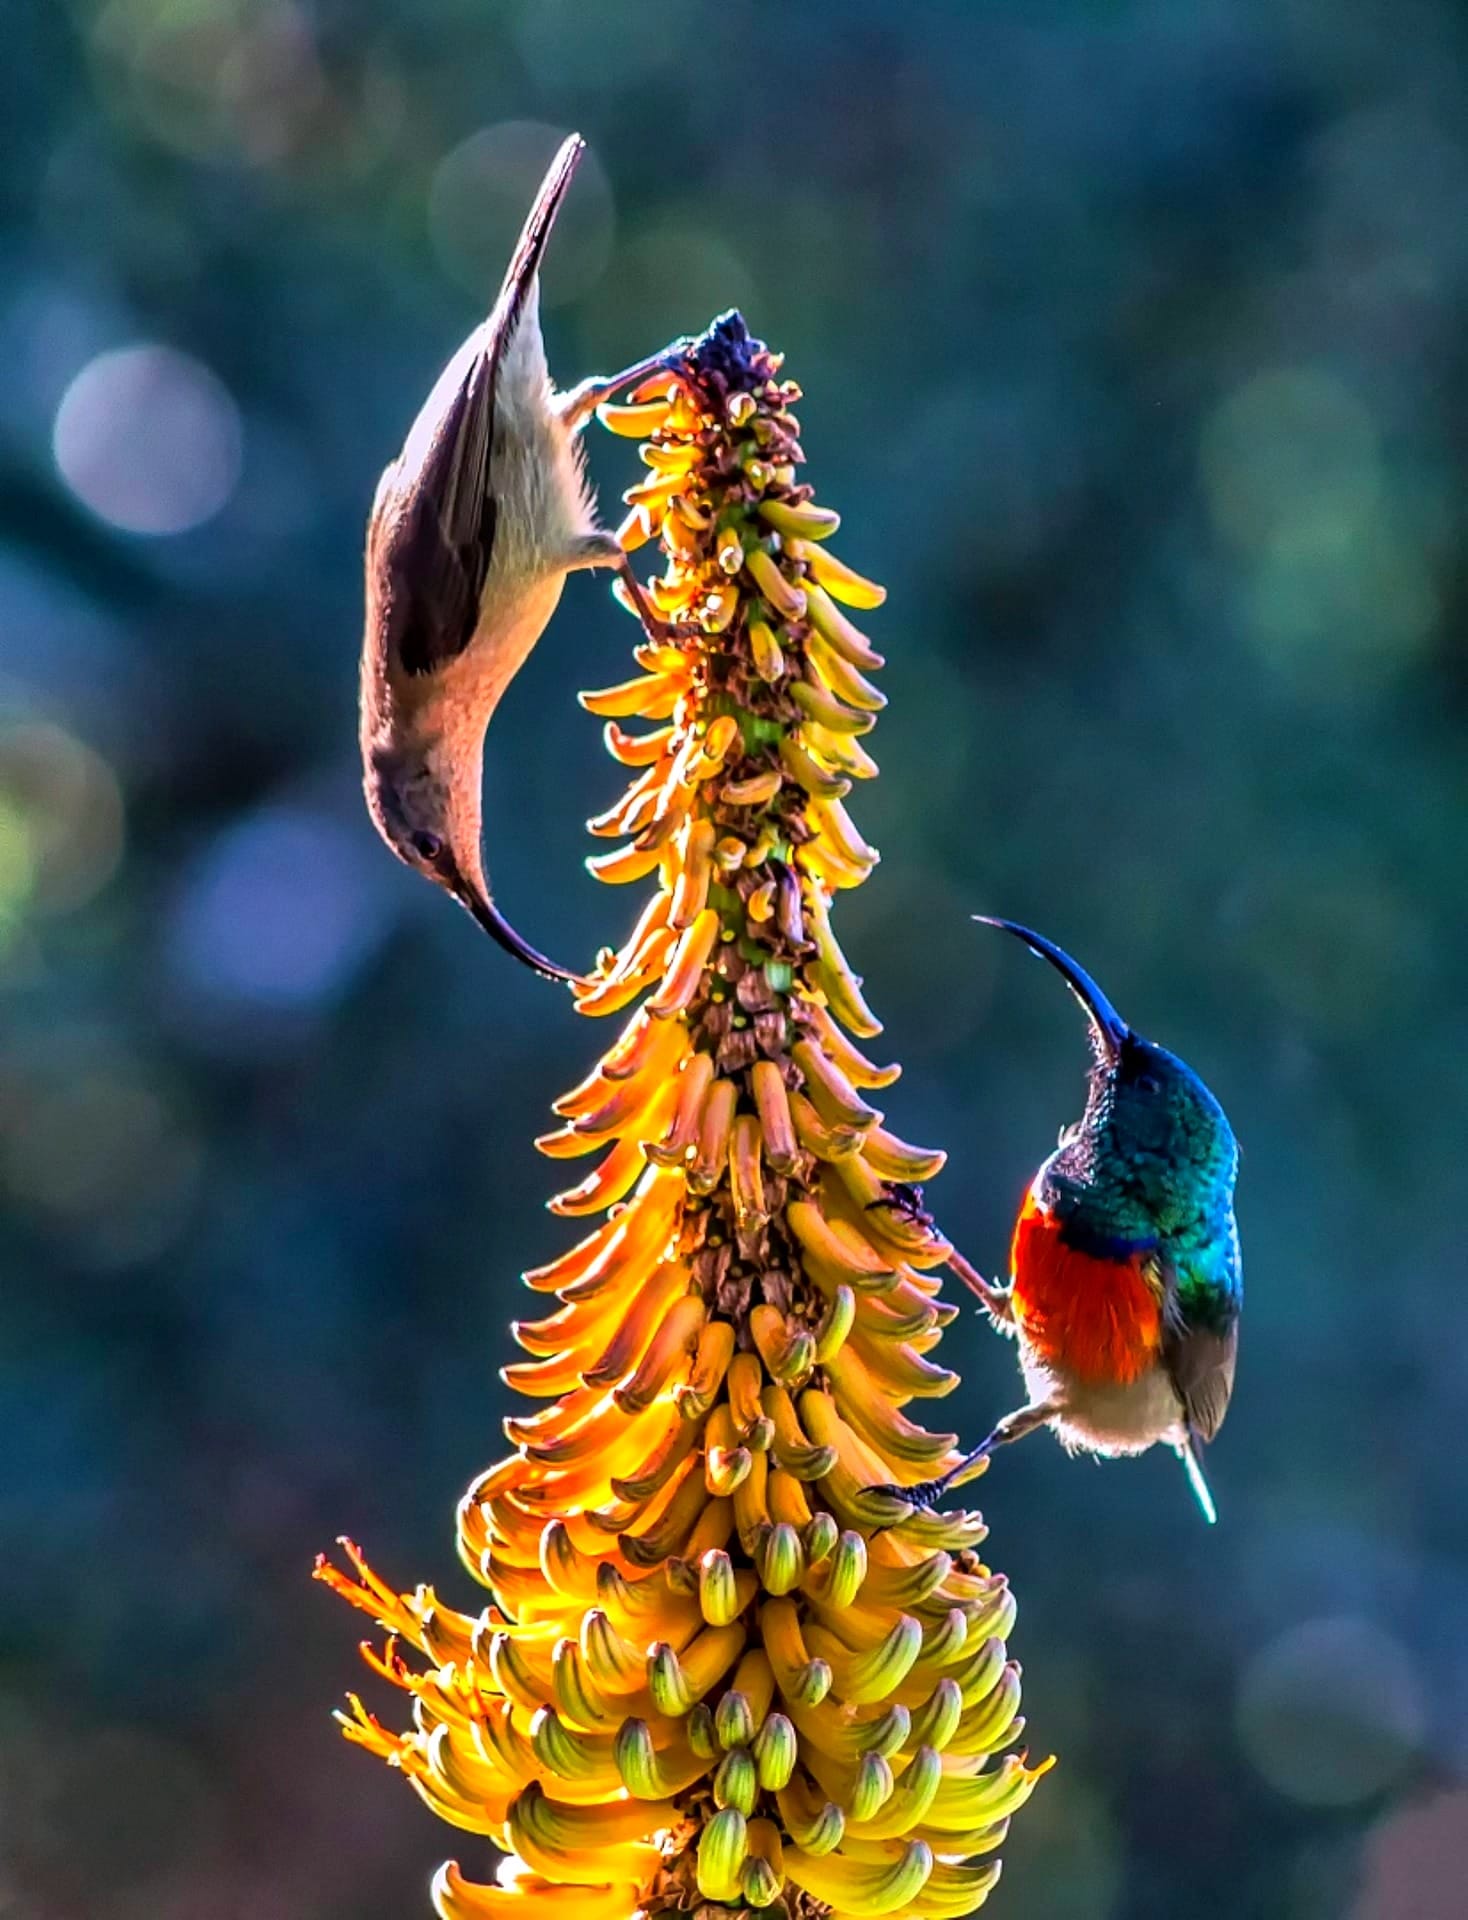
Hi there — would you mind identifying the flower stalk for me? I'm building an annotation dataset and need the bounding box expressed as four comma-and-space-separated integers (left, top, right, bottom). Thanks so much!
318, 311, 1049, 1920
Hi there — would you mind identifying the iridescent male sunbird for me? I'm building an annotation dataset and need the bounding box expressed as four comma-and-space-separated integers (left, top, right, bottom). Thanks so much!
897, 917, 1241, 1523
360, 132, 683, 983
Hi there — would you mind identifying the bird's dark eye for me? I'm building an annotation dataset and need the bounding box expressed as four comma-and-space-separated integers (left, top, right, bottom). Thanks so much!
410, 830, 444, 863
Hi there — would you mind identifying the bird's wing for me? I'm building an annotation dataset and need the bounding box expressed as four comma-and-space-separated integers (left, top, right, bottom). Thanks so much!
1158, 1220, 1241, 1443
388, 136, 583, 678
1164, 1316, 1238, 1443
390, 355, 498, 677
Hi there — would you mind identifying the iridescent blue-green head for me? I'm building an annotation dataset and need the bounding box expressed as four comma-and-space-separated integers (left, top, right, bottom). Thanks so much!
978, 917, 1239, 1248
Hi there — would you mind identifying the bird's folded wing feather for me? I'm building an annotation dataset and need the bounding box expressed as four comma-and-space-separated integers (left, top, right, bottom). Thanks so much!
388, 136, 582, 678
1164, 1317, 1238, 1442
392, 359, 497, 676
1159, 1222, 1241, 1443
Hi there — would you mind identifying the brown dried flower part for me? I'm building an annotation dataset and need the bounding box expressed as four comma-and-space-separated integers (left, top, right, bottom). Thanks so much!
317, 312, 1049, 1920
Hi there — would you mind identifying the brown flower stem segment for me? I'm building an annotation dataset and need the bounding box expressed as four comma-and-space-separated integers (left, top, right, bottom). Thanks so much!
317, 312, 1050, 1920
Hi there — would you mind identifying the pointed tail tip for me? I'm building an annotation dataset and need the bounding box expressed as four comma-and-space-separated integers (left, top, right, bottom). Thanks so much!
540, 132, 588, 216
1179, 1438, 1218, 1526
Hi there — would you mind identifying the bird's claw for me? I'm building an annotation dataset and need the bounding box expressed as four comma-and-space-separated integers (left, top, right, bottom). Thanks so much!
643, 615, 701, 645
614, 564, 701, 646
652, 335, 695, 377
872, 1479, 946, 1513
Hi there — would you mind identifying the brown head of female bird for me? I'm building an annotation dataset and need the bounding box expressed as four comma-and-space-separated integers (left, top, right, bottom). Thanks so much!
360, 132, 682, 982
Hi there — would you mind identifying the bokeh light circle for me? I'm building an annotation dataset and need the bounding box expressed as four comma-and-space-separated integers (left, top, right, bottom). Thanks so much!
610, 223, 759, 349
1350, 1788, 1468, 1920
165, 803, 391, 1017
1198, 364, 1437, 688
428, 121, 613, 308
508, 0, 698, 88
53, 344, 242, 535
0, 717, 125, 918
1200, 367, 1382, 556
1235, 1616, 1424, 1808
0, 1053, 202, 1269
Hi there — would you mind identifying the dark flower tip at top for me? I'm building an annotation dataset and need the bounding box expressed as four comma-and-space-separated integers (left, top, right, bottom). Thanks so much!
676, 310, 774, 394
316, 317, 1050, 1920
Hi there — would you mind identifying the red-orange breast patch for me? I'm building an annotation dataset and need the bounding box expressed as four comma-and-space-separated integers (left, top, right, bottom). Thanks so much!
1009, 1192, 1163, 1386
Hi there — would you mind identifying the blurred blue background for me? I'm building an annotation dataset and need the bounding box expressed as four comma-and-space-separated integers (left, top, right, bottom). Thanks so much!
3, 2, 1466, 1916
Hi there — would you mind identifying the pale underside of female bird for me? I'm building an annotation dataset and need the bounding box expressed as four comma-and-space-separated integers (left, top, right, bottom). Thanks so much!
360, 131, 683, 983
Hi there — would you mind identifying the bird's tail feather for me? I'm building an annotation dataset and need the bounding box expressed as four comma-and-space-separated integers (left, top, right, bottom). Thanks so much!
495, 133, 584, 343
423, 135, 585, 555
1176, 1433, 1218, 1525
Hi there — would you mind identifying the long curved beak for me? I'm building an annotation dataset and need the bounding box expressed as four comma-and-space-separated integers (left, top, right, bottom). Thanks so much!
457, 882, 579, 987
974, 916, 1128, 1061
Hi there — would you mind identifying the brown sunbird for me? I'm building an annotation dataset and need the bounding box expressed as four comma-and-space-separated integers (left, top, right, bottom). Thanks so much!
360, 132, 681, 982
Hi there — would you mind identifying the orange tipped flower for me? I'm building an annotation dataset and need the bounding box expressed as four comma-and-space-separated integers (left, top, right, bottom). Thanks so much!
317, 312, 1049, 1920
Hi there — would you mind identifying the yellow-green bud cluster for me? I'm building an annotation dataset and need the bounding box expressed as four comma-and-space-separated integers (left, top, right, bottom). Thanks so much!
317, 313, 1049, 1920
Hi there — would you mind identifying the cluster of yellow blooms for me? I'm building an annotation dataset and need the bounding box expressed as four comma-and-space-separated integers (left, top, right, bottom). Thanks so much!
318, 312, 1049, 1920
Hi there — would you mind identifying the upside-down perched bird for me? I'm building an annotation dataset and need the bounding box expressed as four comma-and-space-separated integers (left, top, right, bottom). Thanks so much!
897, 918, 1241, 1522
360, 132, 681, 983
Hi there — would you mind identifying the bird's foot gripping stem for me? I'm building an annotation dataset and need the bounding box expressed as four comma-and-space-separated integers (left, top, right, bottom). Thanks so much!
861, 1192, 1014, 1331
563, 536, 701, 643
614, 560, 701, 643
879, 1448, 992, 1517
874, 1399, 1061, 1512
945, 1247, 1015, 1327
556, 342, 693, 432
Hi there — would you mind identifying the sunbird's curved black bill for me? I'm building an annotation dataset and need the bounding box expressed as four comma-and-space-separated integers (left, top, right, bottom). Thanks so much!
974, 915, 1128, 1059
461, 887, 577, 985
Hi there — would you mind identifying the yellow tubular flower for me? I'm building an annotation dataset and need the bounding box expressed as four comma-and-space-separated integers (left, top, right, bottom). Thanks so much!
316, 312, 1051, 1920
